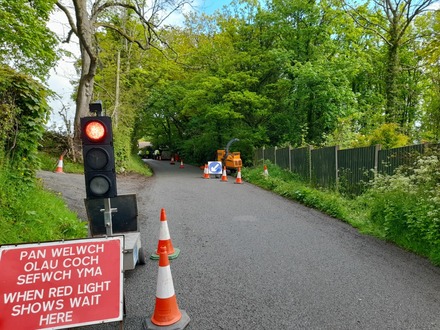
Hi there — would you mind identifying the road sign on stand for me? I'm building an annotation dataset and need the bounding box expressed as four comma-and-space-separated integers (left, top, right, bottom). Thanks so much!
208, 161, 223, 175
0, 236, 124, 330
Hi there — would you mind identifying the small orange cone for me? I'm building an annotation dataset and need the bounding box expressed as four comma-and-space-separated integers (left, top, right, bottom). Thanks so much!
203, 164, 210, 179
234, 167, 243, 184
263, 165, 269, 177
220, 166, 228, 182
170, 157, 175, 165
179, 160, 184, 169
143, 246, 190, 330
54, 155, 64, 173
150, 209, 180, 260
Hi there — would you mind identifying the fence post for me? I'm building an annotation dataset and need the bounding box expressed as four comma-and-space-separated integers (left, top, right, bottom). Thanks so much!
335, 145, 339, 190
307, 145, 312, 183
374, 144, 381, 178
289, 145, 292, 172
274, 146, 277, 166
262, 146, 265, 164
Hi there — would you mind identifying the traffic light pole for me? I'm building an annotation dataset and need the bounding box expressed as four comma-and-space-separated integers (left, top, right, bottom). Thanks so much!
101, 198, 118, 236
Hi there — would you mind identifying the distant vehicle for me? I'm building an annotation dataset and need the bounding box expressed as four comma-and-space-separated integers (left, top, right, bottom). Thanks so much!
217, 138, 242, 172
161, 150, 172, 160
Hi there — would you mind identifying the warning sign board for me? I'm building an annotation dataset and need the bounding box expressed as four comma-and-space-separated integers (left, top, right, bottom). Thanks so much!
0, 236, 124, 330
208, 161, 222, 175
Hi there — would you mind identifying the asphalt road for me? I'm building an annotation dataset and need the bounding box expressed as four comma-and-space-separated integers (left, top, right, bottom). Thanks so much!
39, 160, 440, 329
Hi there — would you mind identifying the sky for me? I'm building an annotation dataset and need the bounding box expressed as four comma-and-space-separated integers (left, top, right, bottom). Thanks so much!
46, 0, 232, 129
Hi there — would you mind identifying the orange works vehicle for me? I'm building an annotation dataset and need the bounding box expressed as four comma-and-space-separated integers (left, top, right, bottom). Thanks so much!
216, 138, 242, 172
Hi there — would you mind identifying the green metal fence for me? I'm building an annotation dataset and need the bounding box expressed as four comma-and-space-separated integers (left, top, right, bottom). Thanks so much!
378, 144, 425, 175
255, 143, 435, 195
338, 145, 378, 195
276, 147, 290, 170
254, 148, 264, 166
265, 147, 276, 164
291, 146, 311, 181
311, 146, 338, 189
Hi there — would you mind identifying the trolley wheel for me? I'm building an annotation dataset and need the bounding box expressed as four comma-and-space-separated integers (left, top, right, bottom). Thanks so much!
138, 247, 147, 265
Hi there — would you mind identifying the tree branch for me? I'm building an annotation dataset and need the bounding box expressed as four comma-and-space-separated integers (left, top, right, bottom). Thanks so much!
97, 22, 180, 62
343, 4, 391, 46
97, 22, 150, 50
55, 2, 79, 38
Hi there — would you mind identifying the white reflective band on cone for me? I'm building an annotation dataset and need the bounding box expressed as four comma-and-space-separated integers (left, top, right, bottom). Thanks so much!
159, 222, 171, 240
156, 265, 175, 299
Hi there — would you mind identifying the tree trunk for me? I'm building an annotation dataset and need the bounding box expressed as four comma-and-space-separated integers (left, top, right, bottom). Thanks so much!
73, 47, 95, 155
113, 50, 121, 126
385, 42, 399, 123
72, 0, 98, 156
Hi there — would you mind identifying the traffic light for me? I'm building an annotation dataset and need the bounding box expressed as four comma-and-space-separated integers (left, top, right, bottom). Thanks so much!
81, 115, 117, 199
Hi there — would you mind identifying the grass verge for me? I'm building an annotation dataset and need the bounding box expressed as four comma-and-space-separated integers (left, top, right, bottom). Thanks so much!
0, 170, 87, 245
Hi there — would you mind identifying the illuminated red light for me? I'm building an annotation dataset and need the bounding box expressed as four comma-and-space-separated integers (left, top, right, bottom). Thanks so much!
85, 121, 106, 141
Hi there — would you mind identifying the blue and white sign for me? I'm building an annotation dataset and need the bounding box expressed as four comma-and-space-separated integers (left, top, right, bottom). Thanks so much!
208, 161, 223, 175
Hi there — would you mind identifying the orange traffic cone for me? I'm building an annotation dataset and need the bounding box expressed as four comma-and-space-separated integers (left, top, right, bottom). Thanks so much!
150, 208, 180, 260
220, 166, 228, 182
170, 157, 175, 165
179, 160, 184, 169
263, 165, 269, 177
234, 167, 243, 184
54, 155, 64, 173
203, 164, 210, 179
144, 246, 190, 330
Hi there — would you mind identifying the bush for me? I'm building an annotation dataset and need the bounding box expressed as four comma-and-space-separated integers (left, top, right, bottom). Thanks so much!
362, 152, 440, 264
352, 123, 410, 149
0, 65, 50, 179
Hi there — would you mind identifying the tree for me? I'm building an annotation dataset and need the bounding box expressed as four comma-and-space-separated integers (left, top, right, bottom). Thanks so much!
0, 0, 58, 78
416, 10, 440, 141
343, 0, 437, 124
55, 0, 193, 156
265, 0, 359, 145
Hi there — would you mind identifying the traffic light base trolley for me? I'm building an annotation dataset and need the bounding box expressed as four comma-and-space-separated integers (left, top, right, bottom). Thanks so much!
84, 194, 146, 271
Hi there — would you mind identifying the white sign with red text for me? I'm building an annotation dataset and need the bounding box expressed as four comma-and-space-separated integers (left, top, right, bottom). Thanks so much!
0, 236, 124, 330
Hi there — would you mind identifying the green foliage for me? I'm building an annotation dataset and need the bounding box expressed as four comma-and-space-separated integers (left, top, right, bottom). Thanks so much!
114, 124, 133, 173
0, 170, 87, 244
353, 123, 410, 149
87, 0, 437, 167
286, 61, 358, 145
0, 0, 58, 78
0, 65, 51, 180
361, 150, 440, 264
40, 130, 70, 158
